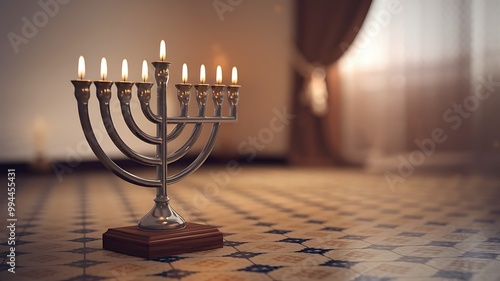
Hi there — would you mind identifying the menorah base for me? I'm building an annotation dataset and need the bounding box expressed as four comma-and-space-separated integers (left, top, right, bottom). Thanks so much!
102, 222, 223, 259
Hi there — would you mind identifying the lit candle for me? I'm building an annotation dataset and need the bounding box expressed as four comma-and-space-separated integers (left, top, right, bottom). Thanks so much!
101, 57, 107, 80
160, 40, 166, 61
200, 65, 206, 84
122, 59, 128, 81
78, 56, 85, 80
216, 65, 222, 84
142, 60, 148, 82
232, 67, 238, 85
182, 63, 188, 83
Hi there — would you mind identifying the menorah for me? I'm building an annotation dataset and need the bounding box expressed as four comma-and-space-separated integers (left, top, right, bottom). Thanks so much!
71, 41, 240, 258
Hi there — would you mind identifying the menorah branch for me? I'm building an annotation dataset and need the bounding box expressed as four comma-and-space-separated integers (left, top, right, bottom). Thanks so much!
119, 82, 161, 145
167, 123, 221, 185
136, 84, 161, 123
120, 102, 161, 145
97, 81, 160, 167
166, 117, 237, 123
166, 124, 202, 164
73, 80, 160, 188
139, 100, 162, 123
166, 124, 186, 141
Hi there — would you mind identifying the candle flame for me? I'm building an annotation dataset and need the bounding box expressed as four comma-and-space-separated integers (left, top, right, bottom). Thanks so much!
200, 64, 206, 84
160, 40, 166, 61
216, 65, 222, 84
78, 56, 85, 80
232, 66, 238, 84
100, 57, 107, 80
182, 63, 188, 83
142, 60, 148, 82
122, 59, 128, 81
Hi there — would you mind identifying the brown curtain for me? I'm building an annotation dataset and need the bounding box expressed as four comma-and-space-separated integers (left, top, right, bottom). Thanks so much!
289, 0, 372, 165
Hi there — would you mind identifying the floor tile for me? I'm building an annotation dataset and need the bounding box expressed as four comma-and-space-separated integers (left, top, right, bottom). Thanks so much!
393, 246, 464, 258
250, 252, 330, 266
235, 242, 305, 253
325, 249, 401, 262
268, 266, 358, 281
2, 166, 499, 280
171, 257, 252, 272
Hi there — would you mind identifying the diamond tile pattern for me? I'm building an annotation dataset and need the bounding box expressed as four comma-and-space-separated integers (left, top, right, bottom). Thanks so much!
0, 166, 499, 280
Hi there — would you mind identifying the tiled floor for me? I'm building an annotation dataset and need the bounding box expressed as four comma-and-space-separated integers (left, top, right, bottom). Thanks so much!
1, 165, 500, 280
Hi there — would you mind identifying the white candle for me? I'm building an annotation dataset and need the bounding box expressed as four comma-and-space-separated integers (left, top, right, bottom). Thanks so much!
78, 56, 85, 80
182, 63, 188, 83
160, 40, 166, 61
122, 59, 128, 81
101, 57, 107, 80
142, 60, 148, 82
216, 65, 222, 84
231, 67, 238, 85
200, 64, 206, 84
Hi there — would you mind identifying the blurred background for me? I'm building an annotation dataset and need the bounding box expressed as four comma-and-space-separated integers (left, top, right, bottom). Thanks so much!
0, 0, 499, 175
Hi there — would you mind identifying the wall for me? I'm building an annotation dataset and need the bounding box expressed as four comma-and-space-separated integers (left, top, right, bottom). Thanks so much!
0, 0, 294, 164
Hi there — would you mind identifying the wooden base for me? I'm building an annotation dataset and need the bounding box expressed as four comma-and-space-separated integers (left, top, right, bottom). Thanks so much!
102, 222, 223, 259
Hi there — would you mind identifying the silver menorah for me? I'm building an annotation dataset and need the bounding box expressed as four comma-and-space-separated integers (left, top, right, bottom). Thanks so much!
70, 44, 240, 233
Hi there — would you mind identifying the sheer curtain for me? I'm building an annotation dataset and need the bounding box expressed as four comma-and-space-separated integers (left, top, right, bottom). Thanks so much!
338, 0, 500, 171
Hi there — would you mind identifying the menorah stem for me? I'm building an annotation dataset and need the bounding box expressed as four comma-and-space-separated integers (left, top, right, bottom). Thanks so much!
138, 61, 185, 230
155, 63, 168, 198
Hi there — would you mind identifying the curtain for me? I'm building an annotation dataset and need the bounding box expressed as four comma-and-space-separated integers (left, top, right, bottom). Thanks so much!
338, 0, 500, 171
289, 0, 372, 165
